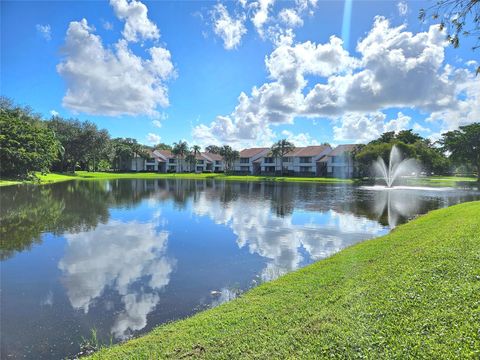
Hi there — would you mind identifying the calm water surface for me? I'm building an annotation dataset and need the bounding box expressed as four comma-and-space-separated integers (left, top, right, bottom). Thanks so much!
1, 179, 478, 359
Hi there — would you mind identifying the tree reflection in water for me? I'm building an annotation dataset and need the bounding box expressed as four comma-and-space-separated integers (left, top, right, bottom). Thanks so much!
1, 178, 478, 351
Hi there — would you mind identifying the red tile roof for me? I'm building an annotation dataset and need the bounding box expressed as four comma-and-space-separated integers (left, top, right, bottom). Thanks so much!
288, 145, 331, 157
202, 152, 223, 161
264, 145, 331, 157
239, 148, 269, 158
327, 144, 359, 156
154, 149, 174, 160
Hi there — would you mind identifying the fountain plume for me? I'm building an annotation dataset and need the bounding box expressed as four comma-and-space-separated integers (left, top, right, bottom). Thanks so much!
374, 145, 417, 188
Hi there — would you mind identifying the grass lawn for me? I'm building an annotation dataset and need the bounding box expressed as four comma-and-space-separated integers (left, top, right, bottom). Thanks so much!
406, 175, 478, 187
1, 172, 476, 188
0, 171, 353, 187
89, 201, 480, 359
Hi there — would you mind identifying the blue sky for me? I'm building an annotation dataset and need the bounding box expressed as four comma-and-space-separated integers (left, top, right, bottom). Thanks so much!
1, 0, 479, 148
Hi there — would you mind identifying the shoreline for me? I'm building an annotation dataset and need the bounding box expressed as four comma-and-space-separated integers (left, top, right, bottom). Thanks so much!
87, 201, 480, 359
1, 171, 477, 188
0, 171, 353, 187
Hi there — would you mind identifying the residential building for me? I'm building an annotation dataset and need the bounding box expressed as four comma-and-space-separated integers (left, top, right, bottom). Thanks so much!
318, 144, 359, 178
120, 144, 359, 178
153, 150, 189, 173
123, 150, 225, 173
233, 148, 270, 174
121, 155, 146, 172
259, 145, 332, 176
194, 153, 225, 173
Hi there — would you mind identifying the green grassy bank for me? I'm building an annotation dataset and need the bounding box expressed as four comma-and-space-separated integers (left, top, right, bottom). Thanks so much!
406, 175, 478, 187
89, 201, 480, 359
1, 172, 476, 188
0, 171, 352, 187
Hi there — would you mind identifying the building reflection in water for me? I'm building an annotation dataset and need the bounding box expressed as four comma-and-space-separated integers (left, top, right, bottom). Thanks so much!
3, 178, 476, 352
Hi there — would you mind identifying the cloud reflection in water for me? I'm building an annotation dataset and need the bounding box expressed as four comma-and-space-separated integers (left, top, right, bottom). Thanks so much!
193, 192, 386, 282
58, 220, 175, 339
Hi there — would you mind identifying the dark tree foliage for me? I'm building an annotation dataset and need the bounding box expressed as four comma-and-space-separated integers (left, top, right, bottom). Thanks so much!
0, 99, 60, 179
219, 145, 239, 173
0, 180, 157, 260
205, 145, 222, 154
153, 143, 172, 151
111, 138, 149, 171
46, 117, 111, 172
369, 131, 396, 145
271, 139, 295, 175
395, 130, 425, 145
355, 130, 451, 176
439, 123, 480, 180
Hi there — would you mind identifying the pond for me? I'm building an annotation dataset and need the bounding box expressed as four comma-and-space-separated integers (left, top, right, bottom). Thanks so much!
1, 179, 479, 359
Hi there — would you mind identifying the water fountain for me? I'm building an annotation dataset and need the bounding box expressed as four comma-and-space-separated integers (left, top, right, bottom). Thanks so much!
366, 145, 473, 192
373, 145, 418, 188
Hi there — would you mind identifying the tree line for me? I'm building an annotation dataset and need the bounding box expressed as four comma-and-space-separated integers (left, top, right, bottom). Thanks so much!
353, 127, 480, 181
1, 98, 479, 180
0, 99, 243, 178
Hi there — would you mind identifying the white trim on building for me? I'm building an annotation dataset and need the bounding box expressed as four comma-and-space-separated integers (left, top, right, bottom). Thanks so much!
258, 146, 332, 175
233, 148, 270, 174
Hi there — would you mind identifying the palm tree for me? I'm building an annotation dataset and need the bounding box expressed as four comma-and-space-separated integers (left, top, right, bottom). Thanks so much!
172, 141, 189, 172
271, 139, 295, 176
185, 152, 196, 172
192, 145, 201, 158
131, 142, 142, 172
191, 145, 201, 172
229, 150, 240, 173
205, 145, 221, 154
220, 145, 239, 173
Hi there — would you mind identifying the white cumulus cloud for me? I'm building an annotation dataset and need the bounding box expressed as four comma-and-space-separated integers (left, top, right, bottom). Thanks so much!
278, 8, 303, 28
109, 0, 159, 42
211, 3, 247, 50
146, 132, 161, 144
333, 112, 411, 143
207, 0, 317, 47
413, 122, 432, 133
251, 0, 276, 37
193, 17, 479, 147
280, 130, 319, 146
57, 18, 175, 116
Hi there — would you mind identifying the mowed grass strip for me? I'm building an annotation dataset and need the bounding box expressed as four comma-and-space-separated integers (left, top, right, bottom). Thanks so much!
0, 171, 352, 187
89, 201, 480, 359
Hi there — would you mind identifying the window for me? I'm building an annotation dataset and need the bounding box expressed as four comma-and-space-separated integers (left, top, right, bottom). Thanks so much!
198, 160, 204, 164
168, 158, 175, 164
282, 157, 290, 162
240, 166, 250, 171
299, 157, 312, 163
331, 156, 337, 163
240, 158, 249, 164
264, 166, 275, 172
146, 157, 155, 163
300, 166, 313, 172
215, 160, 221, 165
264, 157, 274, 163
